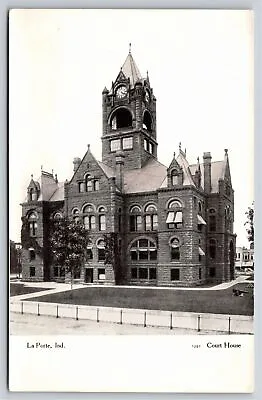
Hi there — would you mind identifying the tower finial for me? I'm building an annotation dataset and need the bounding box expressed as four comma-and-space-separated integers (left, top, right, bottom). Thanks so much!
129, 43, 131, 54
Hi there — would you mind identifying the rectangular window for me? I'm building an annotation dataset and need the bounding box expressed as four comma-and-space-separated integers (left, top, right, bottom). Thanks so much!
166, 212, 175, 224
30, 266, 35, 277
87, 180, 92, 192
130, 215, 142, 232
131, 268, 138, 279
86, 249, 93, 260
171, 268, 180, 281
29, 249, 36, 261
90, 216, 96, 230
110, 139, 121, 152
130, 250, 138, 261
145, 215, 151, 231
149, 143, 153, 154
98, 249, 105, 261
149, 250, 157, 261
152, 214, 158, 230
29, 222, 37, 237
79, 182, 85, 193
123, 137, 133, 149
139, 268, 148, 279
199, 268, 202, 280
144, 139, 148, 151
171, 247, 180, 260
93, 180, 99, 191
98, 268, 106, 280
209, 267, 216, 278
138, 250, 148, 260
149, 268, 157, 280
99, 215, 106, 231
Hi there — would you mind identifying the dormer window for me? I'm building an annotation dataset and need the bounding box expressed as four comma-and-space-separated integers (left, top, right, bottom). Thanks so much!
171, 169, 182, 186
28, 188, 37, 201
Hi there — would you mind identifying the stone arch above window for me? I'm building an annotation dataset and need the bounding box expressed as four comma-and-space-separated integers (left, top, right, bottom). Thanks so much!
167, 199, 183, 209
110, 107, 133, 130
28, 211, 38, 220
82, 204, 95, 213
98, 206, 107, 213
144, 203, 157, 213
53, 212, 63, 220
130, 205, 142, 213
142, 110, 152, 132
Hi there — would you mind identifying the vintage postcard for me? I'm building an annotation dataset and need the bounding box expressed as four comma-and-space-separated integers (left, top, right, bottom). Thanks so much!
9, 9, 254, 392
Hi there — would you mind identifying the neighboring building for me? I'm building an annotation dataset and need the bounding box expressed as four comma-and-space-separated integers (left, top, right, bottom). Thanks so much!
235, 246, 254, 271
20, 49, 236, 286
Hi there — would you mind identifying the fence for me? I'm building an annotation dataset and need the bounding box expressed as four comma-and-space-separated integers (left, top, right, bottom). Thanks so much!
10, 300, 253, 334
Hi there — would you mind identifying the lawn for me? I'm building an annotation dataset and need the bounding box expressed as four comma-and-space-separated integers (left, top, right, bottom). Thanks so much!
26, 283, 254, 316
10, 283, 52, 297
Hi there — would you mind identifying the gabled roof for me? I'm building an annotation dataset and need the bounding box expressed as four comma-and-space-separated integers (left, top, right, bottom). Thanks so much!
176, 150, 196, 186
123, 159, 167, 193
189, 161, 225, 193
121, 52, 142, 87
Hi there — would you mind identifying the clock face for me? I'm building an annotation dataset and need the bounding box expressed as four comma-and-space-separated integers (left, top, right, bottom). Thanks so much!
145, 90, 150, 103
116, 85, 127, 99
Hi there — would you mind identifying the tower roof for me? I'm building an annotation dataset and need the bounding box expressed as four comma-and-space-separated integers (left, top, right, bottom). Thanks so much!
121, 50, 142, 87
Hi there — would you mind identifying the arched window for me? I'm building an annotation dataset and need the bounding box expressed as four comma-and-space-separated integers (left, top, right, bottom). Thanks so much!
110, 108, 132, 130
144, 204, 158, 231
171, 170, 180, 186
97, 239, 105, 261
166, 200, 183, 229
170, 238, 180, 260
84, 174, 92, 192
209, 239, 216, 259
130, 238, 157, 261
53, 212, 62, 220
28, 212, 38, 237
143, 111, 152, 132
72, 208, 80, 224
86, 239, 93, 261
129, 205, 142, 232
209, 208, 217, 232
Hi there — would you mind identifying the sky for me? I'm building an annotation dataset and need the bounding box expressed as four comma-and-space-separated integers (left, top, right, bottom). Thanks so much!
9, 9, 254, 246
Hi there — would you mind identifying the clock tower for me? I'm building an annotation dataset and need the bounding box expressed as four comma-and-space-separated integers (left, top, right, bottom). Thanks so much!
101, 46, 157, 170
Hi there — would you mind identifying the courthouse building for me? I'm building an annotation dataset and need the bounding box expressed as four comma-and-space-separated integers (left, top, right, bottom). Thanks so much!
20, 49, 236, 286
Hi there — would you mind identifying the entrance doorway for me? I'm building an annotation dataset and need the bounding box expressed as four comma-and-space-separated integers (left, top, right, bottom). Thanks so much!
229, 240, 235, 280
85, 268, 93, 283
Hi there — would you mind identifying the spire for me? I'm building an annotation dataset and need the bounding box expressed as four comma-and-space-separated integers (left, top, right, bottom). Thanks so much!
121, 46, 142, 87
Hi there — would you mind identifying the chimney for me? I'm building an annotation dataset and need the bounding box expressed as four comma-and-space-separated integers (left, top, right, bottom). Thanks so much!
203, 152, 212, 193
73, 157, 81, 172
115, 151, 125, 191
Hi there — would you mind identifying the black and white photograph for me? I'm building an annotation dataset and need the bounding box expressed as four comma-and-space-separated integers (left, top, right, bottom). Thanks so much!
8, 9, 254, 392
